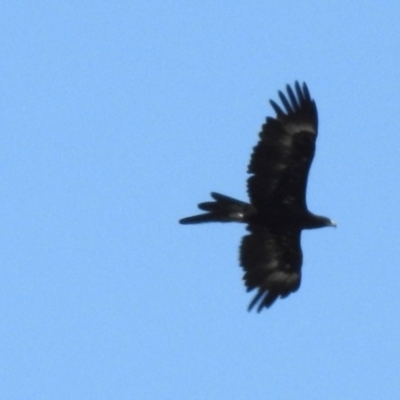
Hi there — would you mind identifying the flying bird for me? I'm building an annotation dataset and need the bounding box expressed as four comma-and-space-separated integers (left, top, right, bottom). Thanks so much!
179, 82, 335, 312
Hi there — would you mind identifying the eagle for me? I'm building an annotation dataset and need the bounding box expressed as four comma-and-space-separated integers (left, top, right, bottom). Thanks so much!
179, 82, 335, 312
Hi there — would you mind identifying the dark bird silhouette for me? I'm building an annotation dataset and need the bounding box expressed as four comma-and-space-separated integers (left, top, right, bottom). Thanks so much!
179, 82, 335, 311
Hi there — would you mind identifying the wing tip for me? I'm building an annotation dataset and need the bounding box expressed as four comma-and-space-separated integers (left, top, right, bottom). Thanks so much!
269, 99, 284, 116
247, 289, 279, 312
268, 81, 317, 129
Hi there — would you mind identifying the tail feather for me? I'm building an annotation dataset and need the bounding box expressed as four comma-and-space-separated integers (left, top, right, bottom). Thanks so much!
179, 192, 255, 224
179, 214, 221, 224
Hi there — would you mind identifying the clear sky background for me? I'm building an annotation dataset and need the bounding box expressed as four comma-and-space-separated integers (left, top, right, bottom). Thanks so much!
1, 1, 400, 399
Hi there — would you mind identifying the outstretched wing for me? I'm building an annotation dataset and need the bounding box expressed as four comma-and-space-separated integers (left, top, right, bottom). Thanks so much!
240, 228, 302, 311
247, 82, 318, 212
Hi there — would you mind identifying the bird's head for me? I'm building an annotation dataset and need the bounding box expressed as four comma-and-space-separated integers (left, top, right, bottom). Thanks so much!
320, 216, 336, 228
305, 214, 336, 229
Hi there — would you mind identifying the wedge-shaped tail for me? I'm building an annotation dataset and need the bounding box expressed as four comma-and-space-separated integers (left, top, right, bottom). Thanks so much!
179, 192, 255, 224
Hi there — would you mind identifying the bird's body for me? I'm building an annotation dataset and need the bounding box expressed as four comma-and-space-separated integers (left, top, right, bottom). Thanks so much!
180, 82, 335, 311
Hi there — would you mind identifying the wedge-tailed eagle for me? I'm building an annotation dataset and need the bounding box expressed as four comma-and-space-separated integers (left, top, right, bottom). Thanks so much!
179, 82, 335, 311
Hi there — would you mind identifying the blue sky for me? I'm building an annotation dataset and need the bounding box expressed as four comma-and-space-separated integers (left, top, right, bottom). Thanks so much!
1, 1, 400, 399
